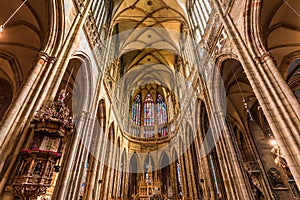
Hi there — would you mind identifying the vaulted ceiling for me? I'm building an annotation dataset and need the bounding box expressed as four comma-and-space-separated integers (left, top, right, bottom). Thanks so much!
261, 0, 300, 100
221, 59, 255, 130
103, 0, 192, 134
261, 0, 300, 74
0, 0, 52, 122
109, 0, 189, 90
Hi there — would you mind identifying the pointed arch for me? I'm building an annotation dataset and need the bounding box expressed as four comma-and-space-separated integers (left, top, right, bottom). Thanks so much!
159, 152, 170, 194
132, 94, 141, 125
144, 93, 155, 126
128, 153, 139, 196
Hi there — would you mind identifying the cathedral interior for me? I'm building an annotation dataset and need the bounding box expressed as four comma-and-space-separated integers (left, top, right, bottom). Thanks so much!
0, 0, 300, 199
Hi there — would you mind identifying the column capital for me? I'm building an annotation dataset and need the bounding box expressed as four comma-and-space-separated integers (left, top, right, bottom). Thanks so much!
254, 52, 274, 65
38, 52, 57, 64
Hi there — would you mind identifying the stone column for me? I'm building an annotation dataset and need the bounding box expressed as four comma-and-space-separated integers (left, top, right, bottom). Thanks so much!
99, 165, 109, 200
0, 52, 45, 141
201, 156, 216, 200
84, 156, 96, 200
123, 170, 129, 199
222, 114, 255, 199
113, 165, 120, 198
52, 111, 91, 200
107, 147, 117, 199
98, 136, 111, 200
102, 157, 112, 200
214, 138, 237, 199
256, 54, 300, 182
70, 113, 94, 199
193, 108, 216, 199
202, 71, 255, 200
182, 146, 197, 199
179, 155, 189, 199
202, 72, 245, 200
185, 146, 199, 199
97, 141, 108, 199
215, 112, 255, 200
212, 0, 300, 188
0, 53, 56, 193
84, 127, 104, 200
170, 161, 178, 199
22, 1, 96, 198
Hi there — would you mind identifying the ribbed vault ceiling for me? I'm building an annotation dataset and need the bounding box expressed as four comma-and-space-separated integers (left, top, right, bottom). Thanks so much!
262, 0, 300, 71
0, 0, 51, 93
0, 0, 52, 122
110, 0, 189, 86
221, 59, 255, 126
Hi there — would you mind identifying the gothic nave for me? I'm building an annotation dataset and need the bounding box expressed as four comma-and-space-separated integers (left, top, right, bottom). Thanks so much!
0, 0, 300, 199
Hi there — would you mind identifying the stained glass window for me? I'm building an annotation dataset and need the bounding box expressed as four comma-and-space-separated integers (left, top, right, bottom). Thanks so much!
144, 94, 154, 126
132, 92, 170, 138
158, 127, 168, 137
157, 94, 168, 136
79, 156, 90, 198
189, 0, 212, 43
132, 94, 141, 125
176, 161, 182, 197
131, 126, 140, 137
144, 128, 155, 138
157, 94, 167, 125
210, 155, 220, 194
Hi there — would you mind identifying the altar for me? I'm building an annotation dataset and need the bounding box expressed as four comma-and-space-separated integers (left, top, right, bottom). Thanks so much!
138, 162, 162, 199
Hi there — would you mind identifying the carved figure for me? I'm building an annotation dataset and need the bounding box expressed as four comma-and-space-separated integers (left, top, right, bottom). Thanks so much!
268, 168, 285, 188
271, 145, 293, 178
34, 162, 43, 175
58, 89, 69, 103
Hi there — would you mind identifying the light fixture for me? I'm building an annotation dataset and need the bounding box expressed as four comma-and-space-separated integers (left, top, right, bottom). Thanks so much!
230, 66, 254, 121
243, 97, 254, 121
270, 139, 277, 146
0, 0, 28, 33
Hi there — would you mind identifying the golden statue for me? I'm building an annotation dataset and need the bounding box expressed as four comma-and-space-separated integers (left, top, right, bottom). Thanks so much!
271, 145, 293, 179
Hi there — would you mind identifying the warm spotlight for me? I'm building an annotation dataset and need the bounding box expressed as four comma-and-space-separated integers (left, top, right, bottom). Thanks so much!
270, 139, 277, 146
0, 25, 4, 33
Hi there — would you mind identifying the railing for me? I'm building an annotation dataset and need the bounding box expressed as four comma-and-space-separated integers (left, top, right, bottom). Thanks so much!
244, 161, 260, 174
128, 123, 172, 139
109, 110, 180, 141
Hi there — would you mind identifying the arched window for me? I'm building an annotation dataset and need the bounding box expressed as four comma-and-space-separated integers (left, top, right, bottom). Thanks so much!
157, 94, 167, 125
210, 154, 220, 196
131, 92, 170, 137
91, 0, 108, 41
132, 94, 141, 125
144, 94, 154, 126
176, 160, 183, 197
188, 0, 212, 43
157, 93, 168, 136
